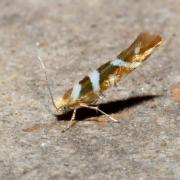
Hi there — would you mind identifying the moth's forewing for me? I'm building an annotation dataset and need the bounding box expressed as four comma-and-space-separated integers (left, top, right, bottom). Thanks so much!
57, 32, 162, 113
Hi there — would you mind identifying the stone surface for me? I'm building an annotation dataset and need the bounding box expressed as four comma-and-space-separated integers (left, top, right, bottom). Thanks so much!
0, 0, 179, 179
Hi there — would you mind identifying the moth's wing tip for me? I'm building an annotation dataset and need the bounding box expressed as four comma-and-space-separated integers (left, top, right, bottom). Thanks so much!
116, 32, 162, 60
137, 32, 163, 45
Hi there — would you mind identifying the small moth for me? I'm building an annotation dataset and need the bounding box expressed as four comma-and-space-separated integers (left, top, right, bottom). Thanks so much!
39, 32, 162, 132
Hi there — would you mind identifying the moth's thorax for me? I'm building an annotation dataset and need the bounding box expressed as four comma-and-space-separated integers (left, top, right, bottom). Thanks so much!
55, 90, 99, 115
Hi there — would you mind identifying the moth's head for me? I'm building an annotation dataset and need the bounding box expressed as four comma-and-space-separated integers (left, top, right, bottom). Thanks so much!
54, 97, 72, 115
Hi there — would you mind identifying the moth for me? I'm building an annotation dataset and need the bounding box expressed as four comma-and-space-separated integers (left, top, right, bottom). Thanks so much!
39, 32, 162, 132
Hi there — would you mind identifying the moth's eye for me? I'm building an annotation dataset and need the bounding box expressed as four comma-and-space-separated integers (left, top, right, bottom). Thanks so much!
61, 106, 68, 113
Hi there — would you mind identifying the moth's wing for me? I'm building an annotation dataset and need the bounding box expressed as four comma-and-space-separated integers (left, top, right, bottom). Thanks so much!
117, 32, 162, 63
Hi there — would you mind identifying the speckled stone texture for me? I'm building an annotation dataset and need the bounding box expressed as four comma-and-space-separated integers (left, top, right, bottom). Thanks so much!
0, 0, 179, 179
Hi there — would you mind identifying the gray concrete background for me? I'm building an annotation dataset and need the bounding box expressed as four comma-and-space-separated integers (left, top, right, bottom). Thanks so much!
0, 0, 180, 179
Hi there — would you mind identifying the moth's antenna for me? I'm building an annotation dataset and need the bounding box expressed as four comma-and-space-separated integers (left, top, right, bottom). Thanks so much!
38, 56, 57, 109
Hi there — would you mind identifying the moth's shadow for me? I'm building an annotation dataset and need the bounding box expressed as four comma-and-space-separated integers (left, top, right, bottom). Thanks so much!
55, 95, 161, 121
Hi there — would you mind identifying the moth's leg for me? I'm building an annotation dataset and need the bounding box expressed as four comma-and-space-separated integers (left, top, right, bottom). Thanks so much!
97, 94, 106, 100
92, 93, 106, 107
80, 103, 119, 122
61, 108, 77, 132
